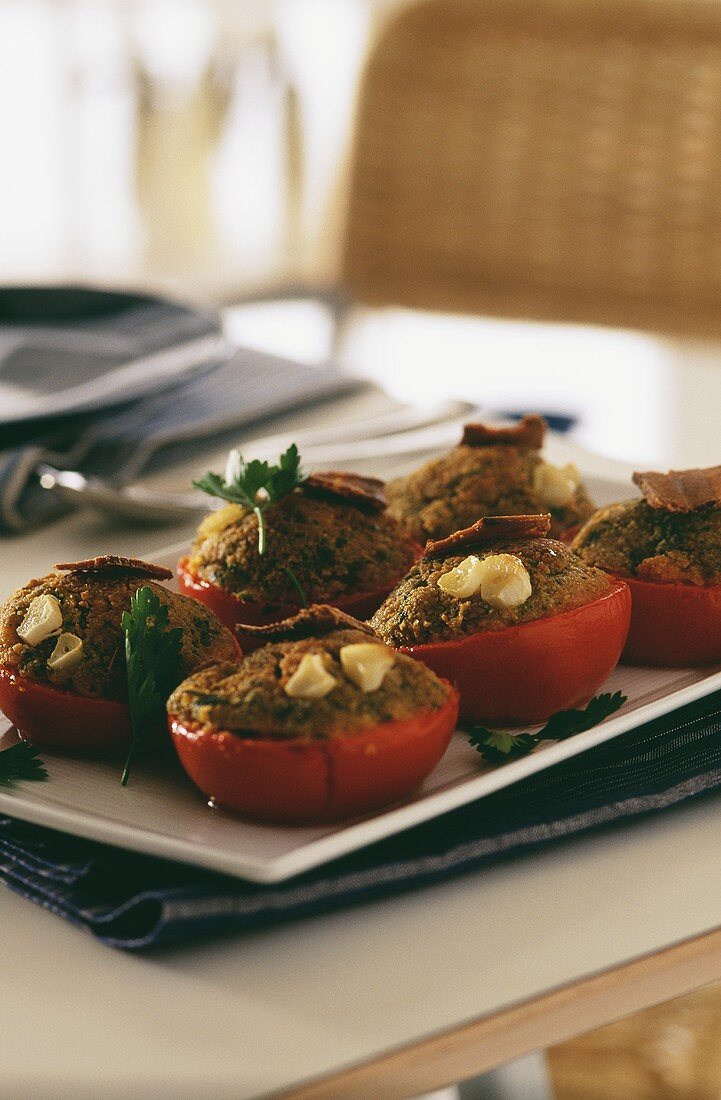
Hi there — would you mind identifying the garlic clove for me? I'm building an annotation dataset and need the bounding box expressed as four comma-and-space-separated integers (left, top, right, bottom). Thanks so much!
563, 463, 582, 487
533, 461, 577, 508
437, 555, 484, 598
17, 594, 63, 645
340, 643, 395, 693
47, 632, 83, 671
477, 554, 533, 609
197, 502, 246, 539
284, 653, 337, 699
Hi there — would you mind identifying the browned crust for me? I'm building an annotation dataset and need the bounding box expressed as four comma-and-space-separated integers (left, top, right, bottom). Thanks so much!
423, 514, 552, 558
632, 467, 721, 513
302, 471, 387, 512
239, 604, 377, 641
460, 414, 546, 450
54, 555, 173, 580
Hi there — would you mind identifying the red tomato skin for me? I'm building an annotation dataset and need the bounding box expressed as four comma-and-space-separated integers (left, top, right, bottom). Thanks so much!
0, 666, 131, 753
397, 579, 631, 726
169, 686, 459, 824
0, 637, 242, 756
177, 545, 422, 651
620, 575, 721, 666
559, 525, 580, 545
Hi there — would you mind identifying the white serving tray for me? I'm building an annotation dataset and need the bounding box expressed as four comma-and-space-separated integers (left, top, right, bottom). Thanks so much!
1, 476, 719, 884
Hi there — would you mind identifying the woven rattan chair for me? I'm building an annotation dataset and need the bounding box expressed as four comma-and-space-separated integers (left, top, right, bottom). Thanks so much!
342, 0, 721, 337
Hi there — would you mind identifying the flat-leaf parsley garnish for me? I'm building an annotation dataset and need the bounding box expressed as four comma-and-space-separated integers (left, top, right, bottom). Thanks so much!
120, 585, 182, 787
469, 691, 627, 765
194, 443, 304, 557
0, 741, 48, 787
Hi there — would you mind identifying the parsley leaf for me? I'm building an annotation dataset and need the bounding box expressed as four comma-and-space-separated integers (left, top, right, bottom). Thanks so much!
540, 692, 627, 740
120, 586, 183, 786
469, 691, 627, 766
0, 741, 48, 787
267, 443, 303, 500
193, 443, 304, 556
187, 691, 229, 708
468, 728, 538, 765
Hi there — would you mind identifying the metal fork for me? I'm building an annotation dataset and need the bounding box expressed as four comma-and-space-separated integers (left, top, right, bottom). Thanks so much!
36, 402, 476, 524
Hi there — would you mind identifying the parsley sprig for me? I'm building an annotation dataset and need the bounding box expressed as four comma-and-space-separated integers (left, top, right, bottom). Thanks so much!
194, 443, 304, 557
469, 692, 627, 766
121, 586, 183, 786
0, 741, 47, 788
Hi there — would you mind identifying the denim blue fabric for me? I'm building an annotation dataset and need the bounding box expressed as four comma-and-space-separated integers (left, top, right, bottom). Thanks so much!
2, 690, 720, 950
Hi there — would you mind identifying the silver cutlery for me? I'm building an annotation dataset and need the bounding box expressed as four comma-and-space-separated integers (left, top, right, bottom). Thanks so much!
35, 401, 478, 524
36, 464, 211, 523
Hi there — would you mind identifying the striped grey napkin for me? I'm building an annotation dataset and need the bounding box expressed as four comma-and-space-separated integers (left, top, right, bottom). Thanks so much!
0, 287, 358, 532
0, 287, 226, 425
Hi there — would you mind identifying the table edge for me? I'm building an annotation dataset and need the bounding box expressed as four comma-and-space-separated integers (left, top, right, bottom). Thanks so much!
272, 921, 721, 1099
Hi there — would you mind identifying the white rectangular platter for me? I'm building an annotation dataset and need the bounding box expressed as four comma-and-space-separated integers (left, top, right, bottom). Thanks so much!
1, 474, 719, 884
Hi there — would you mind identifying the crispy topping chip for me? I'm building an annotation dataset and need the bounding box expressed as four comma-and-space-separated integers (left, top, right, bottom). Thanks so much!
632, 467, 721, 513
460, 414, 546, 450
54, 555, 173, 580
302, 471, 386, 512
240, 604, 377, 642
423, 514, 551, 558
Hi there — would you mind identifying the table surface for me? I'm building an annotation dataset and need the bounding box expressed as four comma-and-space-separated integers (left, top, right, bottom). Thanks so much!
4, 384, 721, 1100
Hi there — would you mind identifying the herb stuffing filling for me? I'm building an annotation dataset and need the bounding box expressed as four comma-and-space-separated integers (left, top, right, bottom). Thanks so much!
168, 628, 450, 740
386, 444, 594, 543
572, 499, 721, 585
370, 538, 612, 647
187, 491, 415, 607
0, 572, 237, 701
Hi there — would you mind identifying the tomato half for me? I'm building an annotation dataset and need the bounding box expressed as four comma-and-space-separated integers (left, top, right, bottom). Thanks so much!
397, 578, 631, 726
0, 666, 131, 753
177, 546, 422, 651
169, 686, 459, 823
618, 574, 721, 666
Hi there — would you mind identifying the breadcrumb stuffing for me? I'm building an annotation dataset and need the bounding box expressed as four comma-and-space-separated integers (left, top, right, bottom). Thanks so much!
167, 628, 450, 740
370, 538, 611, 646
188, 490, 416, 606
386, 444, 594, 543
572, 499, 721, 585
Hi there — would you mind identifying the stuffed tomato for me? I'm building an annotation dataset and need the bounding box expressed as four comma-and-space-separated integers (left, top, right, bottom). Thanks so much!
167, 605, 459, 823
0, 556, 239, 754
386, 414, 595, 545
180, 469, 420, 649
371, 515, 631, 726
573, 464, 721, 666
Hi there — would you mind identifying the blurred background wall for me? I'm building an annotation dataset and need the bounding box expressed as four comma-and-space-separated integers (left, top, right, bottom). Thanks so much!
1, 0, 718, 483
0, 0, 396, 296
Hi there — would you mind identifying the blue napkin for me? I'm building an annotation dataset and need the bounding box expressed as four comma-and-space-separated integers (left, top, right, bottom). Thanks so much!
2, 689, 720, 950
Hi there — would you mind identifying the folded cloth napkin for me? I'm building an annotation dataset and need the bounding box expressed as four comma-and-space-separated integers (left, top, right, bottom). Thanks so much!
0, 347, 359, 532
0, 285, 361, 532
0, 287, 227, 428
2, 689, 721, 951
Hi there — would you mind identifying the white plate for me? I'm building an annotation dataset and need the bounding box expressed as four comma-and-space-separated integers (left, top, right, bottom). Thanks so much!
1, 475, 718, 884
